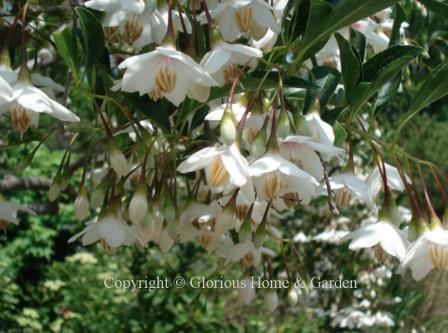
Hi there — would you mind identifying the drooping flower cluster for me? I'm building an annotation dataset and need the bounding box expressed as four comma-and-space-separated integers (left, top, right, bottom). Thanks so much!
2, 0, 447, 314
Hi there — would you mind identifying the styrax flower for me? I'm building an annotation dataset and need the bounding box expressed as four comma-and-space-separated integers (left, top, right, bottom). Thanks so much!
400, 226, 448, 281
119, 11, 167, 49
279, 135, 344, 180
84, 0, 145, 27
200, 42, 263, 85
0, 201, 35, 230
117, 46, 218, 106
250, 152, 319, 207
330, 173, 374, 209
210, 0, 280, 42
69, 211, 141, 249
0, 81, 79, 134
342, 217, 408, 261
367, 163, 408, 198
177, 143, 255, 202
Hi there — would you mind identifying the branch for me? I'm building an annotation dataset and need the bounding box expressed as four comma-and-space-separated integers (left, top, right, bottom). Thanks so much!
0, 175, 52, 193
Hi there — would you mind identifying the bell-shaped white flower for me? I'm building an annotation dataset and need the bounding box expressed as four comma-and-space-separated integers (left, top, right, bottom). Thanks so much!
0, 80, 79, 134
109, 141, 129, 178
177, 143, 254, 202
119, 10, 167, 49
211, 0, 280, 42
117, 46, 218, 106
304, 112, 336, 148
84, 0, 145, 27
250, 151, 319, 207
280, 135, 344, 180
342, 216, 408, 260
0, 201, 35, 229
132, 205, 165, 245
0, 76, 13, 105
330, 173, 374, 209
200, 42, 263, 85
69, 211, 141, 249
367, 163, 409, 198
400, 225, 448, 281
0, 65, 64, 94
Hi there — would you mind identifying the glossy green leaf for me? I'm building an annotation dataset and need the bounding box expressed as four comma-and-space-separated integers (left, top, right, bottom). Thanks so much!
75, 7, 105, 69
335, 33, 361, 99
294, 0, 398, 63
418, 0, 448, 18
408, 59, 448, 113
53, 27, 80, 81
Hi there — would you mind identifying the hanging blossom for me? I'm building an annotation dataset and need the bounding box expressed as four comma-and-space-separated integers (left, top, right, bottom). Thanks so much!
84, 0, 145, 27
69, 209, 142, 250
400, 221, 448, 281
0, 201, 35, 230
200, 42, 263, 86
115, 45, 218, 106
0, 70, 79, 134
209, 0, 280, 42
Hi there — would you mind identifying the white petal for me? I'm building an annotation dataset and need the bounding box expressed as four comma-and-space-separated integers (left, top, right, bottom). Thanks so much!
177, 146, 226, 173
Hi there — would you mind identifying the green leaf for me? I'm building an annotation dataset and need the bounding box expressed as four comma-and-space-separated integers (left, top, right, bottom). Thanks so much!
305, 66, 341, 112
75, 7, 105, 69
349, 28, 366, 63
335, 33, 361, 99
408, 59, 448, 114
418, 0, 448, 18
53, 27, 80, 81
362, 45, 422, 82
294, 0, 398, 63
389, 4, 406, 46
351, 46, 423, 113
333, 121, 347, 147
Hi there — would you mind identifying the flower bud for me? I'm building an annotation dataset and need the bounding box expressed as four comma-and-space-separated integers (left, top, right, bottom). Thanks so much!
294, 113, 311, 137
215, 205, 235, 235
158, 229, 174, 253
220, 107, 237, 146
287, 286, 298, 306
75, 185, 90, 220
264, 290, 278, 312
129, 183, 148, 224
277, 110, 290, 139
48, 176, 61, 202
250, 127, 267, 159
237, 276, 255, 305
109, 141, 128, 178
163, 195, 176, 224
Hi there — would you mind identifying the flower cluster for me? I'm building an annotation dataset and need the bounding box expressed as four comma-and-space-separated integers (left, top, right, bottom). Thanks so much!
1, 0, 447, 314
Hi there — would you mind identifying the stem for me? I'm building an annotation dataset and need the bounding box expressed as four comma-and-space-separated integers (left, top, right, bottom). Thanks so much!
418, 164, 438, 219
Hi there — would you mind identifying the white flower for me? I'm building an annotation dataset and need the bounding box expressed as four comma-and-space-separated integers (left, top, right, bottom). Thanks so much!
200, 42, 263, 85
85, 0, 145, 27
117, 46, 218, 106
304, 112, 336, 148
0, 201, 35, 229
280, 135, 344, 180
367, 163, 408, 198
250, 152, 319, 207
119, 10, 167, 49
132, 206, 165, 245
177, 143, 254, 202
211, 0, 280, 42
109, 141, 129, 178
205, 100, 247, 126
0, 65, 64, 94
69, 212, 141, 249
330, 173, 374, 208
400, 226, 448, 281
0, 76, 13, 105
352, 19, 389, 53
0, 81, 79, 134
342, 218, 408, 260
